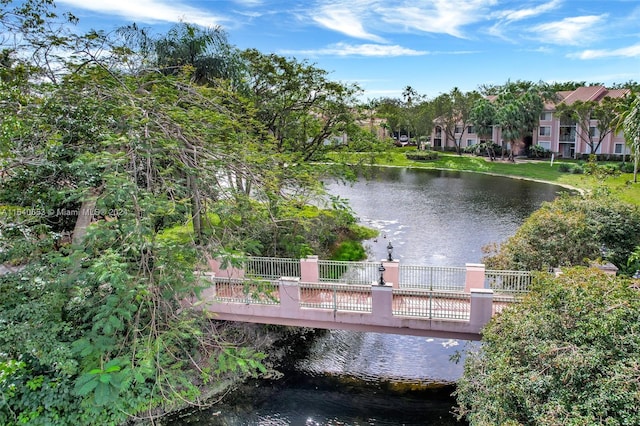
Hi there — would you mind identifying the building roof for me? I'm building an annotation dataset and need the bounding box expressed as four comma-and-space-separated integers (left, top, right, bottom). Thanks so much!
551, 86, 630, 108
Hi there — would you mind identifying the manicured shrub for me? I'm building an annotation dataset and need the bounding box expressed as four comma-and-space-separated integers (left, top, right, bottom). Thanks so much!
405, 151, 439, 161
557, 163, 572, 172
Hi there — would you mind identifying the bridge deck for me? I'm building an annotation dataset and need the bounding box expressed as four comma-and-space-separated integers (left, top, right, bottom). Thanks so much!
197, 279, 515, 340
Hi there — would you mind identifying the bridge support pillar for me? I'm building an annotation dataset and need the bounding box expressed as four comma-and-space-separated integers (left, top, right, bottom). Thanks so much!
371, 282, 393, 319
279, 277, 301, 313
470, 288, 494, 332
300, 255, 319, 283
381, 260, 400, 289
199, 272, 217, 298
465, 263, 486, 293
207, 257, 245, 279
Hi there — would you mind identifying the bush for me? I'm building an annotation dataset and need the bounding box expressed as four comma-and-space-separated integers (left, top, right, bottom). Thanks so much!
528, 144, 551, 158
330, 240, 366, 261
619, 162, 635, 173
463, 142, 501, 157
557, 163, 583, 174
482, 193, 640, 274
570, 164, 584, 174
405, 151, 439, 161
455, 267, 640, 426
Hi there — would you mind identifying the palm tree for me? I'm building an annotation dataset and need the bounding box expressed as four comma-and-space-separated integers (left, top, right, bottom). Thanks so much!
155, 22, 236, 85
621, 94, 640, 182
117, 22, 238, 86
402, 85, 417, 106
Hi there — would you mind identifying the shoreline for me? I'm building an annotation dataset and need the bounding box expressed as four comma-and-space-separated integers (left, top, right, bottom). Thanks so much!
347, 159, 585, 194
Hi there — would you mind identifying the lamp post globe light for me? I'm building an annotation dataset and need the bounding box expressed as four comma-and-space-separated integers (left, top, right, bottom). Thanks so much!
387, 242, 393, 261
378, 264, 386, 286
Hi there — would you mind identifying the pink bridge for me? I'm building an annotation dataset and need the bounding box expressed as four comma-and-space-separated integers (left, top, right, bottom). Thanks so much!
192, 256, 530, 341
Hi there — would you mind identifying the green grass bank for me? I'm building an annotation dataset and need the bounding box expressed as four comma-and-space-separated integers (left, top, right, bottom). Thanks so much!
334, 148, 640, 206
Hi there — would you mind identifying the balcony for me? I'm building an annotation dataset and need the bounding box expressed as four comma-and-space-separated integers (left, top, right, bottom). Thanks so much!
559, 127, 576, 143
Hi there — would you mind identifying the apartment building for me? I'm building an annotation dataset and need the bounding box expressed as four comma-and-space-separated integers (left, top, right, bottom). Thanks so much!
431, 86, 630, 158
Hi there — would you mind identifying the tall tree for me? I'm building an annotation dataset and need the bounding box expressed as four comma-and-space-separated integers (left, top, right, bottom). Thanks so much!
593, 96, 625, 155
239, 48, 361, 162
402, 85, 417, 105
1, 54, 276, 423
495, 84, 544, 161
412, 99, 435, 149
433, 87, 480, 154
621, 94, 640, 182
116, 22, 243, 86
376, 97, 403, 138
0, 8, 363, 423
469, 97, 497, 159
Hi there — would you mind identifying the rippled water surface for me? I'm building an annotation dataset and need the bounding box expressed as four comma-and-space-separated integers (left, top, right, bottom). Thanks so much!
173, 167, 568, 425
297, 330, 466, 385
326, 167, 565, 265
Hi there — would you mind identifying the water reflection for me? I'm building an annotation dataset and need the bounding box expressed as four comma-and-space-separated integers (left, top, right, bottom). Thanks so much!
171, 376, 459, 426
298, 330, 466, 385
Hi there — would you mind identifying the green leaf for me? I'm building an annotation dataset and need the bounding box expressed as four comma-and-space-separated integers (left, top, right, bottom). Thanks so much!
74, 375, 99, 396
93, 382, 112, 406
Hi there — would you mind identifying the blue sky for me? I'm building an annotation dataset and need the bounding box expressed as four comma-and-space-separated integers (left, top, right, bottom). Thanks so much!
57, 0, 640, 100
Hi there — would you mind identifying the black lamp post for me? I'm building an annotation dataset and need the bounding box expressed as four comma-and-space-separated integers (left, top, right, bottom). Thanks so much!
378, 264, 386, 286
387, 242, 394, 261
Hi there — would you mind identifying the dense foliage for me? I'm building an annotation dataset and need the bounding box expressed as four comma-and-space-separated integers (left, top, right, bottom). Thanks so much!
482, 193, 640, 275
0, 1, 377, 424
455, 267, 640, 425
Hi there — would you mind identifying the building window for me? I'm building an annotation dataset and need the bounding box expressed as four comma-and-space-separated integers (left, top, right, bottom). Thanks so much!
540, 112, 552, 121
455, 125, 463, 134
589, 127, 599, 138
537, 141, 551, 150
435, 126, 442, 137
467, 126, 475, 134
615, 143, 624, 154
539, 126, 551, 137
467, 139, 476, 147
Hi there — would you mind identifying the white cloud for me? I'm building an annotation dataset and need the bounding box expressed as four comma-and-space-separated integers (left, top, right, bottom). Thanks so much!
312, 6, 385, 42
309, 0, 496, 40
570, 43, 640, 59
493, 0, 562, 22
531, 15, 606, 45
280, 42, 427, 57
488, 0, 562, 39
378, 0, 496, 38
58, 0, 227, 27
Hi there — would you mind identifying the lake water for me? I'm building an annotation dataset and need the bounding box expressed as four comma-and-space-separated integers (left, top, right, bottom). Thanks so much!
171, 167, 568, 425
326, 167, 564, 266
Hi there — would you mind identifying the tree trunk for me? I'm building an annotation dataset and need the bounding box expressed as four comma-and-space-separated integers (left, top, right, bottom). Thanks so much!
72, 191, 98, 246
189, 175, 203, 243
634, 147, 638, 183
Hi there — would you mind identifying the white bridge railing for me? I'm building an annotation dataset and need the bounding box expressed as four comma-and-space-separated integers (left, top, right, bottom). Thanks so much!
398, 265, 467, 291
208, 255, 534, 294
195, 273, 507, 339
485, 269, 532, 294
205, 276, 478, 320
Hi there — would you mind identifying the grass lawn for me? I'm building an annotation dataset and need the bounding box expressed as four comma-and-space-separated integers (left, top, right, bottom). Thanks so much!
330, 148, 640, 206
